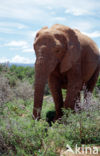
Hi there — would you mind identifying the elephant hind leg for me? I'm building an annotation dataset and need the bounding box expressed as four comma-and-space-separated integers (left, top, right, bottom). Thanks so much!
48, 75, 63, 120
85, 67, 99, 93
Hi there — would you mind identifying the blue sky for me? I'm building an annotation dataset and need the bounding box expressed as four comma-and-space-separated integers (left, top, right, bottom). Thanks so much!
0, 0, 100, 64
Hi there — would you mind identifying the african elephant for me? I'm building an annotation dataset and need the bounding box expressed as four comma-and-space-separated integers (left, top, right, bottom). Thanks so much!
33, 24, 100, 120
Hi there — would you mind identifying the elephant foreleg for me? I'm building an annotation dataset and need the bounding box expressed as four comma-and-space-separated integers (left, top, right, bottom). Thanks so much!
48, 75, 63, 120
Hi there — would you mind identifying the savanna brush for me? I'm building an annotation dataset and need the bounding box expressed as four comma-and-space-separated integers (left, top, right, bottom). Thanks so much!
33, 24, 100, 120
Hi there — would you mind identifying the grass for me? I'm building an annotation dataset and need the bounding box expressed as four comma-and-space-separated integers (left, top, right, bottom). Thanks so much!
0, 94, 100, 156
0, 65, 100, 155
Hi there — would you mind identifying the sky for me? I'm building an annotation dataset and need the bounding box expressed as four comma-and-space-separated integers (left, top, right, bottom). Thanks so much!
0, 0, 100, 64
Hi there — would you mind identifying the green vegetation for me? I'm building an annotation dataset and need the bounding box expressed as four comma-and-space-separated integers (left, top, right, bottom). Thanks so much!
7, 65, 35, 84
0, 63, 100, 156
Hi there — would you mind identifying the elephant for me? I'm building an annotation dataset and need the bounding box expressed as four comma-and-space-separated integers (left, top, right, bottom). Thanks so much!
33, 24, 100, 120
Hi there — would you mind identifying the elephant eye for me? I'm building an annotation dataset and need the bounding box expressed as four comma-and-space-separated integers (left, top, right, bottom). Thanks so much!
56, 49, 60, 53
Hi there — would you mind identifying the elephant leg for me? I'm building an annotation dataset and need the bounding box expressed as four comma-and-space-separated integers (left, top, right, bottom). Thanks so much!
64, 65, 82, 110
48, 75, 63, 120
85, 67, 100, 98
74, 92, 81, 111
64, 81, 82, 110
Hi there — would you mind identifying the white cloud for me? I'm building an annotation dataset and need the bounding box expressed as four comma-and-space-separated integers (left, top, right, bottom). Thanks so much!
0, 0, 100, 39
0, 57, 9, 63
0, 55, 35, 64
83, 31, 100, 38
26, 30, 39, 43
0, 0, 100, 21
17, 24, 27, 30
29, 30, 39, 39
0, 0, 100, 64
0, 22, 27, 30
22, 48, 34, 53
65, 8, 89, 16
0, 37, 4, 41
1, 40, 34, 53
54, 17, 66, 21
4, 40, 28, 48
0, 27, 28, 35
0, 27, 17, 34
73, 21, 93, 32
11, 55, 34, 64
0, 1, 49, 21
51, 17, 66, 24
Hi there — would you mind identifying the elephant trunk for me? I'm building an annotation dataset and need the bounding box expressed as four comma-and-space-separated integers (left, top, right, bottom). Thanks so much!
33, 62, 48, 119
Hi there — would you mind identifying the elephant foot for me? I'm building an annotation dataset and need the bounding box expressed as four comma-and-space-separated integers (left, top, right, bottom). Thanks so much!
46, 110, 56, 124
46, 110, 62, 125
33, 107, 41, 120
32, 114, 40, 120
53, 114, 62, 122
53, 110, 63, 122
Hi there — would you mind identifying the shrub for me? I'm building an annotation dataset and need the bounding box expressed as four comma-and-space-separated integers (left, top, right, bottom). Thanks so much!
9, 65, 35, 83
6, 74, 17, 87
96, 75, 100, 89
0, 64, 3, 72
0, 102, 49, 156
44, 84, 50, 95
14, 81, 34, 100
0, 90, 100, 155
0, 64, 8, 73
0, 74, 14, 113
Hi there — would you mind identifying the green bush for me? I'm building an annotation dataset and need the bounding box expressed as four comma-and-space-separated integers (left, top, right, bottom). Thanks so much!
0, 64, 3, 72
9, 65, 35, 82
44, 84, 50, 95
8, 75, 17, 87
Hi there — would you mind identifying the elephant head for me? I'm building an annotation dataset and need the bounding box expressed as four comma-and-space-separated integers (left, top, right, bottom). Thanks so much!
33, 25, 80, 119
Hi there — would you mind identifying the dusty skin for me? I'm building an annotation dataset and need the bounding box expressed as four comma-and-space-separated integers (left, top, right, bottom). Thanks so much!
33, 24, 100, 120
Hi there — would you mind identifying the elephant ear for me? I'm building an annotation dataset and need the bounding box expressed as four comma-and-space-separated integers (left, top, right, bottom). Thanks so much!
35, 26, 48, 40
60, 29, 80, 73
34, 26, 48, 49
